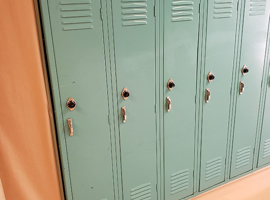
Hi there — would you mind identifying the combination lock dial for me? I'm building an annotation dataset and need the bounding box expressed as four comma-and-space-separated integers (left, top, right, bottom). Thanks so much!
167, 79, 175, 90
66, 97, 76, 111
207, 71, 215, 82
122, 87, 130, 100
242, 65, 249, 75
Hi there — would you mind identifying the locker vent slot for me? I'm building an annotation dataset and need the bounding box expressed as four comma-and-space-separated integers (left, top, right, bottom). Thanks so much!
171, 0, 194, 22
249, 0, 267, 16
263, 138, 270, 158
235, 146, 251, 169
213, 0, 233, 19
170, 169, 189, 195
205, 157, 222, 181
60, 0, 93, 31
130, 182, 151, 200
121, 0, 148, 27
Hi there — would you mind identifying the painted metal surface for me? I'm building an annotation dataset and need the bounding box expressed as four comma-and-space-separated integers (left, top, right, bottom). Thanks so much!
110, 1, 158, 199
39, 0, 270, 198
231, 0, 270, 178
45, 0, 115, 199
258, 79, 270, 166
200, 0, 239, 191
163, 0, 200, 199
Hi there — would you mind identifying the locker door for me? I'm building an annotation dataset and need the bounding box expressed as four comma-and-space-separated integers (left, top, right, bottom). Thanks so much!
110, 1, 157, 200
163, 0, 200, 199
200, 0, 238, 191
258, 74, 270, 167
231, 0, 270, 177
46, 0, 115, 199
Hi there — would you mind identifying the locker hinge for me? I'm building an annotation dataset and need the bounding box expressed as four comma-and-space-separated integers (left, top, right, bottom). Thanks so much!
108, 115, 110, 125
237, 0, 239, 11
154, 6, 156, 17
156, 184, 158, 191
100, 8, 103, 20
198, 3, 200, 14
154, 105, 157, 113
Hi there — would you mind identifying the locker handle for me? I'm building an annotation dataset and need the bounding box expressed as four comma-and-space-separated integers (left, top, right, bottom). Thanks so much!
206, 89, 210, 103
122, 106, 127, 123
240, 81, 245, 95
67, 118, 74, 136
167, 97, 171, 112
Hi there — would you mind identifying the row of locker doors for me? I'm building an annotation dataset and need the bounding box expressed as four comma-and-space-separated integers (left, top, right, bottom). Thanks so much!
41, 0, 270, 199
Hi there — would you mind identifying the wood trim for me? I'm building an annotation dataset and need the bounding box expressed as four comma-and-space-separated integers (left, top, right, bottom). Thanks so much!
33, 1, 65, 199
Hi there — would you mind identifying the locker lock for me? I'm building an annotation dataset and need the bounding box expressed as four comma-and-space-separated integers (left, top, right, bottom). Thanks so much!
122, 87, 130, 100
167, 79, 175, 90
207, 71, 215, 82
67, 97, 76, 111
242, 65, 249, 75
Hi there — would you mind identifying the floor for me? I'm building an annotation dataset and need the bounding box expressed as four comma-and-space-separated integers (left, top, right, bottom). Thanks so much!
191, 166, 270, 200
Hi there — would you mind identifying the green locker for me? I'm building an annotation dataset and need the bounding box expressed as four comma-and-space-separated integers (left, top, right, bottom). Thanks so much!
163, 0, 200, 199
200, 0, 238, 191
258, 74, 270, 167
40, 0, 270, 199
42, 0, 115, 199
230, 0, 270, 178
110, 1, 157, 199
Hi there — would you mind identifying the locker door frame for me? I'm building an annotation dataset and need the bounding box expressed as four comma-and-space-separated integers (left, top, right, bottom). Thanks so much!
198, 0, 240, 193
105, 1, 159, 200
229, 0, 270, 178
159, 0, 204, 199
197, 0, 251, 194
226, 0, 246, 180
256, 18, 270, 168
162, 0, 202, 199
38, 0, 118, 199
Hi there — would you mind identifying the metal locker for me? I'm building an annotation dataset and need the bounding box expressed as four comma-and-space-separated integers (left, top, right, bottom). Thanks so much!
109, 1, 157, 199
258, 73, 270, 167
230, 0, 270, 178
163, 0, 200, 199
40, 0, 115, 199
199, 0, 239, 191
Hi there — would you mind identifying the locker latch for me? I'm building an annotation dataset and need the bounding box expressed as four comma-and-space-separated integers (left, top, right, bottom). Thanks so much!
122, 106, 127, 123
206, 89, 211, 103
239, 81, 245, 95
67, 118, 74, 136
166, 97, 171, 112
